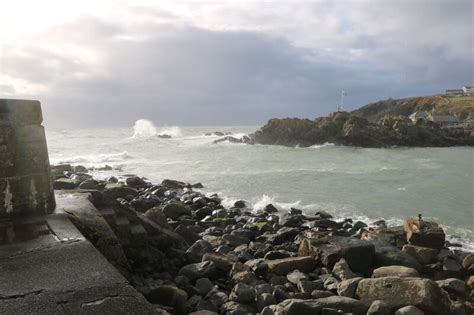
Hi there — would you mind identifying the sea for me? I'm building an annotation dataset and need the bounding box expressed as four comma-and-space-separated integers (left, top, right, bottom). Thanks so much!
46, 120, 474, 250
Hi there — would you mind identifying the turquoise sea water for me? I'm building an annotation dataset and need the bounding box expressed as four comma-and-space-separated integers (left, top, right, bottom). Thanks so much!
46, 123, 474, 249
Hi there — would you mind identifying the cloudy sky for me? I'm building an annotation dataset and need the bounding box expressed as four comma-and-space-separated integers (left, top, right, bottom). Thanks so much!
0, 0, 472, 128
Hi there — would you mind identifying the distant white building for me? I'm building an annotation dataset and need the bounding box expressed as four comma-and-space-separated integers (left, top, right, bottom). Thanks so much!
409, 111, 429, 123
445, 89, 464, 95
428, 114, 459, 127
462, 86, 474, 95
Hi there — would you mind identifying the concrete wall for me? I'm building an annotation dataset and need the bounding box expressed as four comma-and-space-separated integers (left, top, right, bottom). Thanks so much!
0, 99, 55, 217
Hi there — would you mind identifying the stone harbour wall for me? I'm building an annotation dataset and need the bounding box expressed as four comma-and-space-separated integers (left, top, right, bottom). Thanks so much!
0, 99, 55, 217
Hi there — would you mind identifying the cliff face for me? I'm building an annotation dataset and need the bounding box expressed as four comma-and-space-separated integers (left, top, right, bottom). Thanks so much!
250, 112, 474, 148
351, 95, 474, 122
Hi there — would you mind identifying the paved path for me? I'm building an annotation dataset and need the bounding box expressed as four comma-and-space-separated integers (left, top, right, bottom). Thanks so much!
0, 193, 157, 314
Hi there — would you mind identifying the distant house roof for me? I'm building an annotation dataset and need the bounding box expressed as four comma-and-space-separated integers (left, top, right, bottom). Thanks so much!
429, 115, 459, 123
409, 111, 428, 120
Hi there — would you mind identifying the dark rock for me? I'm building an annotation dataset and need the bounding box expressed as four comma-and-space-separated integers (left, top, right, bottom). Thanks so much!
264, 204, 279, 213
336, 277, 363, 298
394, 306, 425, 315
125, 176, 148, 188
267, 256, 317, 275
163, 201, 192, 219
53, 178, 78, 190
192, 182, 204, 188
222, 234, 249, 247
297, 280, 325, 293
370, 240, 422, 271
265, 250, 293, 260
436, 278, 469, 301
257, 293, 277, 311
162, 179, 187, 189
145, 285, 188, 313
175, 224, 200, 245
367, 300, 392, 315
233, 200, 247, 209
186, 240, 213, 263
144, 206, 171, 229
195, 278, 214, 296
104, 184, 138, 199
299, 236, 375, 274
403, 219, 446, 249
179, 261, 216, 282
229, 283, 256, 303
79, 179, 100, 189
273, 227, 300, 245
311, 290, 335, 299
332, 258, 355, 280
402, 244, 439, 265
202, 252, 238, 272
220, 301, 256, 315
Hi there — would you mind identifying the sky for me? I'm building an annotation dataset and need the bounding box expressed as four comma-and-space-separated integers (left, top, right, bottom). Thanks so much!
0, 0, 472, 128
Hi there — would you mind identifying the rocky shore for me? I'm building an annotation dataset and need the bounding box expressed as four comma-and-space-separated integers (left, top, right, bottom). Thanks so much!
51, 165, 474, 315
244, 111, 474, 148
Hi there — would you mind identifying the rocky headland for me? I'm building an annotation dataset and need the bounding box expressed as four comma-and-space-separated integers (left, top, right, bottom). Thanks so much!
51, 165, 474, 315
247, 111, 474, 148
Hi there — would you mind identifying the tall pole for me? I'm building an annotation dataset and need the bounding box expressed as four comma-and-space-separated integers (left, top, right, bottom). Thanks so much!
339, 90, 346, 112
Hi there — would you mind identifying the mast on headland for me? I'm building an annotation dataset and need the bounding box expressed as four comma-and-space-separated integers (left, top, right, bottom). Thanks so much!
337, 90, 346, 112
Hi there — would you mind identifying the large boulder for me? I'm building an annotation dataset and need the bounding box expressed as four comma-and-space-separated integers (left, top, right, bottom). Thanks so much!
275, 296, 368, 315
299, 236, 375, 274
179, 261, 216, 282
355, 277, 453, 315
266, 256, 316, 275
403, 218, 445, 249
202, 252, 239, 272
163, 201, 192, 219
370, 240, 422, 271
372, 266, 420, 278
402, 244, 439, 265
185, 240, 213, 263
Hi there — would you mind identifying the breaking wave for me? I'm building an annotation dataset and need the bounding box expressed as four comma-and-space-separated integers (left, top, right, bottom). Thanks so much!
131, 119, 183, 138
54, 151, 133, 165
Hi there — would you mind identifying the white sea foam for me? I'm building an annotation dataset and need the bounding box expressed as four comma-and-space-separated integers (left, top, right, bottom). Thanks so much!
309, 142, 335, 149
54, 151, 133, 165
159, 126, 183, 138
132, 119, 157, 138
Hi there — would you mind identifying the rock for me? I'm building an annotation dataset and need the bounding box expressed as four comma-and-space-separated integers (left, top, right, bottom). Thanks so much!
372, 266, 420, 278
316, 296, 368, 315
195, 278, 214, 296
145, 206, 171, 229
53, 178, 78, 190
231, 271, 257, 286
297, 280, 325, 293
206, 290, 229, 308
395, 305, 425, 315
462, 253, 474, 273
162, 179, 187, 189
367, 300, 392, 315
266, 256, 317, 275
332, 258, 355, 280
336, 277, 363, 298
311, 290, 335, 299
229, 283, 256, 303
274, 227, 300, 245
370, 240, 422, 271
287, 270, 309, 284
264, 204, 279, 213
403, 218, 445, 249
186, 240, 213, 263
442, 257, 462, 276
276, 296, 368, 315
158, 134, 171, 138
265, 250, 293, 260
125, 176, 148, 188
402, 244, 439, 265
145, 285, 188, 313
315, 211, 333, 219
163, 201, 192, 219
222, 234, 249, 247
220, 301, 256, 315
257, 293, 277, 311
202, 252, 238, 272
175, 224, 200, 245
190, 311, 218, 315
299, 236, 375, 274
179, 261, 216, 282
356, 277, 452, 315
436, 278, 469, 300
104, 184, 138, 199
233, 200, 247, 208
79, 179, 100, 189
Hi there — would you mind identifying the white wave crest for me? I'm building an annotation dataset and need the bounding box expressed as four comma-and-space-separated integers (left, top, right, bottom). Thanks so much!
309, 142, 335, 149
159, 126, 183, 138
55, 151, 133, 164
132, 119, 157, 138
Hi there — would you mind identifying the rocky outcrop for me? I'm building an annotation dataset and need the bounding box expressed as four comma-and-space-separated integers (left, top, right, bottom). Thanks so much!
249, 112, 474, 148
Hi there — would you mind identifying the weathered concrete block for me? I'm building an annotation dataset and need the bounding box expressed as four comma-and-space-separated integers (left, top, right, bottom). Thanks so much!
0, 99, 43, 125
0, 99, 55, 217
